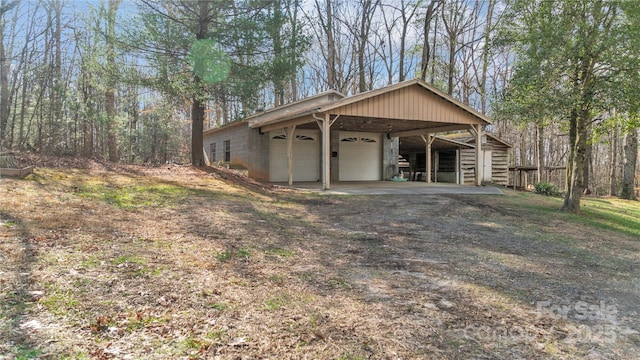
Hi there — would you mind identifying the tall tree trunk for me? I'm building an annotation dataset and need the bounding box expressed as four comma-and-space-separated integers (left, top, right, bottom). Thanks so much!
430, 14, 438, 84
441, 0, 469, 96
287, 0, 301, 102
105, 0, 121, 162
81, 67, 94, 157
583, 139, 591, 193
270, 0, 284, 107
357, 0, 377, 93
420, 1, 438, 82
0, 27, 8, 147
0, 1, 19, 147
0, 0, 18, 147
396, 0, 417, 82
398, 3, 406, 81
536, 122, 545, 183
609, 125, 618, 195
191, 0, 209, 166
316, 0, 336, 90
620, 128, 638, 200
479, 0, 495, 114
562, 107, 588, 213
50, 0, 62, 153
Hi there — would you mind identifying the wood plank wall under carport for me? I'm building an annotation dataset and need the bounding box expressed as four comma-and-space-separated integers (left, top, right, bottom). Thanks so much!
460, 147, 509, 186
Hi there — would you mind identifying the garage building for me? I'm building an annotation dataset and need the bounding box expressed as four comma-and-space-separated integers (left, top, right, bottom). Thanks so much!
203, 79, 498, 189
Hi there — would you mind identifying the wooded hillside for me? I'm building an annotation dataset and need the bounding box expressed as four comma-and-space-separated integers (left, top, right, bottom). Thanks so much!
0, 0, 638, 204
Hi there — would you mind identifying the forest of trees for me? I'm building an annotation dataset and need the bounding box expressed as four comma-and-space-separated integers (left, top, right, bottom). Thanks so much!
0, 0, 638, 206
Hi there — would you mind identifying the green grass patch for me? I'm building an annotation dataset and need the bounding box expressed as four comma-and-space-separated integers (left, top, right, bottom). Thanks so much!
183, 337, 203, 348
205, 329, 227, 342
60, 352, 91, 360
494, 192, 639, 238
216, 250, 233, 262
579, 198, 640, 237
111, 255, 146, 265
81, 256, 101, 269
326, 277, 351, 290
268, 275, 286, 286
124, 312, 170, 332
264, 294, 290, 311
216, 247, 252, 262
265, 247, 296, 258
111, 255, 153, 278
76, 183, 200, 209
40, 286, 78, 316
236, 247, 252, 258
2, 220, 16, 227
11, 345, 43, 360
207, 302, 229, 311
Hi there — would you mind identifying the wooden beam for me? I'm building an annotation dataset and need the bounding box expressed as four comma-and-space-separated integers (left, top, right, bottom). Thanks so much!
391, 124, 472, 138
258, 116, 315, 133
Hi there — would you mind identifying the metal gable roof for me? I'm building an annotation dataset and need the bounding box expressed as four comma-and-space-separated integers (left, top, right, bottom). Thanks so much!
246, 90, 345, 129
316, 79, 491, 125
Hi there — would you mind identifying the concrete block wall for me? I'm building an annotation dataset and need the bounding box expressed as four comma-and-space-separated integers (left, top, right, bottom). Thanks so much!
203, 122, 251, 169
248, 128, 270, 181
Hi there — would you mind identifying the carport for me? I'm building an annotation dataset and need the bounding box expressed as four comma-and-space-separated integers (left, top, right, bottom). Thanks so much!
247, 79, 492, 190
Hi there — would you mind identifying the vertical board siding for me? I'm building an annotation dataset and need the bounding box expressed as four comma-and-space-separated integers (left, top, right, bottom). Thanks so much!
331, 85, 480, 125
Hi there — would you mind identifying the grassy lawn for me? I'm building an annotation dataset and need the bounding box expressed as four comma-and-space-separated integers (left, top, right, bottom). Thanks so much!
1, 164, 638, 359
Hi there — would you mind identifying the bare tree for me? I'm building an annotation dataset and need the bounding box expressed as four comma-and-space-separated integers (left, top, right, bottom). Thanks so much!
440, 0, 478, 96
315, 0, 337, 90
419, 0, 440, 82
378, 3, 398, 84
105, 0, 121, 162
355, 0, 379, 93
0, 0, 19, 147
397, 0, 418, 81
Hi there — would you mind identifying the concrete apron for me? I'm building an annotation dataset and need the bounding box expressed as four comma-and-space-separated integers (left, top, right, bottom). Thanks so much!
285, 181, 505, 195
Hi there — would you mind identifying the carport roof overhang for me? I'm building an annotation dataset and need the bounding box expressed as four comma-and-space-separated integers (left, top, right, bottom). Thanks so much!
248, 79, 491, 134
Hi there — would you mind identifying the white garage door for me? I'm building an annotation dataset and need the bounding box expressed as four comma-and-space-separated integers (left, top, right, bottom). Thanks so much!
339, 132, 382, 181
269, 129, 320, 182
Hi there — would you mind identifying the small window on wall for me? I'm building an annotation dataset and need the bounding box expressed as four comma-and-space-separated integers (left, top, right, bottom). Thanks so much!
223, 140, 231, 162
209, 143, 216, 162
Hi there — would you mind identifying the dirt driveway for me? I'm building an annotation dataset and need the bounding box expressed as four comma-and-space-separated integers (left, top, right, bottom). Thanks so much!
1, 164, 638, 359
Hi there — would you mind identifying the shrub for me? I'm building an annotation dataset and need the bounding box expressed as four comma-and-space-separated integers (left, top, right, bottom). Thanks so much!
534, 182, 562, 197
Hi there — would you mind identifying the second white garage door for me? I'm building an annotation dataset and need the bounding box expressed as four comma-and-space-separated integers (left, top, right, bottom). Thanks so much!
269, 129, 320, 182
339, 132, 382, 181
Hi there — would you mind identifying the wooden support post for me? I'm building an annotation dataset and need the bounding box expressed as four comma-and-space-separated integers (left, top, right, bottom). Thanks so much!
322, 113, 331, 190
285, 125, 296, 186
421, 133, 433, 183
475, 124, 483, 186
434, 151, 439, 182
456, 149, 461, 184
